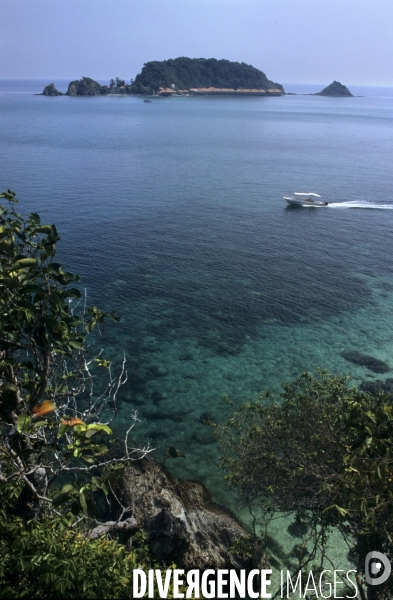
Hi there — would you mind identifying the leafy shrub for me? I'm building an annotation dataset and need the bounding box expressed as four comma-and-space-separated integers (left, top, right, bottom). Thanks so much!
0, 481, 179, 599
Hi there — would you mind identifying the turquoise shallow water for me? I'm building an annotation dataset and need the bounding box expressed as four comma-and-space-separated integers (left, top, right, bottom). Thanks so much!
1, 81, 393, 567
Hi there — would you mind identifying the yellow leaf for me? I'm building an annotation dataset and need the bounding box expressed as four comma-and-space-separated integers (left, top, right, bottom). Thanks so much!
60, 417, 84, 426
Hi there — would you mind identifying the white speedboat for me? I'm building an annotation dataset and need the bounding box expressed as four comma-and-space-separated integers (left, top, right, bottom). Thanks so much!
283, 192, 328, 207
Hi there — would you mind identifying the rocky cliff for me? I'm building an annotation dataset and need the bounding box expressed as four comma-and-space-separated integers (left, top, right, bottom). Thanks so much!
118, 459, 259, 571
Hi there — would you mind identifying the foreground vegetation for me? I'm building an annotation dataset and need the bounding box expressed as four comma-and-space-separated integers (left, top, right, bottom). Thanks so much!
0, 479, 166, 599
217, 370, 393, 599
0, 190, 176, 597
0, 189, 151, 519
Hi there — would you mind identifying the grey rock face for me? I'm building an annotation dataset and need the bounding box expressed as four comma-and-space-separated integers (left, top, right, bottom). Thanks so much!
66, 83, 78, 96
120, 459, 255, 570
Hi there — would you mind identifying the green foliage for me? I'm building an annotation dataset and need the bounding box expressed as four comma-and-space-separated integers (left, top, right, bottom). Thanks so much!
218, 371, 357, 511
0, 515, 135, 598
335, 392, 393, 558
0, 190, 134, 520
0, 192, 176, 597
0, 481, 179, 599
217, 370, 393, 595
0, 189, 117, 416
130, 57, 284, 94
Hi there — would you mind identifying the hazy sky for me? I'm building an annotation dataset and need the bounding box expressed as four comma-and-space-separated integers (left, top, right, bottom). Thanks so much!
1, 0, 393, 86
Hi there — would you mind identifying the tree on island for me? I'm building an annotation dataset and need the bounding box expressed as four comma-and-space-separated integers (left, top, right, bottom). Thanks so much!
217, 370, 393, 600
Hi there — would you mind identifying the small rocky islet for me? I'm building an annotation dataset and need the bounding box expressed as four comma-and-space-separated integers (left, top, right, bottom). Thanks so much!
316, 80, 353, 97
42, 82, 63, 96
42, 77, 106, 96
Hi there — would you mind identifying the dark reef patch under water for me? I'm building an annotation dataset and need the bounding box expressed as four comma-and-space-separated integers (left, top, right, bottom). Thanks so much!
341, 350, 390, 373
79, 207, 374, 364
360, 378, 393, 396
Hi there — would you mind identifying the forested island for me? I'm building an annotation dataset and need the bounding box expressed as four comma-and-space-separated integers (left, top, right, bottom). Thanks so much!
129, 57, 284, 94
42, 57, 284, 97
41, 62, 358, 100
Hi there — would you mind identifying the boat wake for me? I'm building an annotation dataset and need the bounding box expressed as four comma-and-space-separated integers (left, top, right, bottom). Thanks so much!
328, 201, 393, 210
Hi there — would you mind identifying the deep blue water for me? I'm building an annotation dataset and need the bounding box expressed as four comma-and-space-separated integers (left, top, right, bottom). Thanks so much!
1, 80, 393, 521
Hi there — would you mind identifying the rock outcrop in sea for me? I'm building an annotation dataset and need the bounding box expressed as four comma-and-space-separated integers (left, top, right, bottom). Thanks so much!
317, 81, 353, 97
42, 83, 62, 96
118, 459, 257, 571
66, 77, 106, 96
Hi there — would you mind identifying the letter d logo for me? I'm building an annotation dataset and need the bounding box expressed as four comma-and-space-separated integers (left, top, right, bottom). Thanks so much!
365, 552, 391, 586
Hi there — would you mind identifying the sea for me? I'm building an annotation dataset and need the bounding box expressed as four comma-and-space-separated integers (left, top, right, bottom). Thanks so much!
1, 79, 393, 569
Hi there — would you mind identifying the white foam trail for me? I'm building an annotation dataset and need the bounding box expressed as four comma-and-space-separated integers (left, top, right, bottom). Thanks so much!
328, 201, 393, 210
